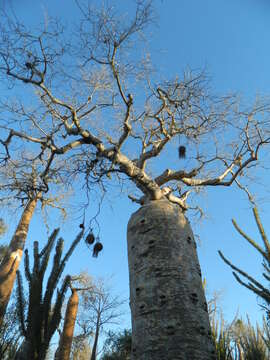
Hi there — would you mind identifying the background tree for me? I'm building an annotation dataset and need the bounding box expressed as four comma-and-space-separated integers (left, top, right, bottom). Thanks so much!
0, 301, 21, 360
70, 336, 92, 360
55, 278, 95, 360
0, 195, 40, 324
101, 329, 132, 360
0, 164, 69, 323
1, 1, 270, 358
75, 273, 125, 360
55, 287, 79, 360
14, 228, 83, 360
0, 229, 21, 360
209, 296, 270, 359
0, 219, 7, 239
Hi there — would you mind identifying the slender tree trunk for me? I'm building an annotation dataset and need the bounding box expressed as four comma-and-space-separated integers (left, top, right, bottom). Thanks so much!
54, 288, 79, 360
0, 197, 38, 324
14, 340, 32, 360
127, 199, 216, 360
90, 316, 100, 360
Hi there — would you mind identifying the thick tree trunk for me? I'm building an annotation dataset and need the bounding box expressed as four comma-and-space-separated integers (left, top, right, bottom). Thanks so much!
127, 199, 216, 360
0, 197, 38, 324
55, 288, 79, 360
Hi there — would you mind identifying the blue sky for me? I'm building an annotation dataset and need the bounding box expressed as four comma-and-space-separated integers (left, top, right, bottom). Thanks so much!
3, 0, 270, 338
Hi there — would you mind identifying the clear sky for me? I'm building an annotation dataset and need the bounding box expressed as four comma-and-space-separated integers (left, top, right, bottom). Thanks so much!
2, 0, 270, 338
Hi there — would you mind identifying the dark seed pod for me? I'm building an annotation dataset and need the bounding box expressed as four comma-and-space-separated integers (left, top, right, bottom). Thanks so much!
85, 232, 95, 245
25, 62, 32, 69
79, 223, 84, 229
92, 242, 103, 258
178, 146, 186, 159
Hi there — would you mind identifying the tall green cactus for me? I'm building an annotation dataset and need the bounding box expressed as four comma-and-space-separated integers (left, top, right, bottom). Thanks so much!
219, 207, 270, 317
15, 229, 83, 360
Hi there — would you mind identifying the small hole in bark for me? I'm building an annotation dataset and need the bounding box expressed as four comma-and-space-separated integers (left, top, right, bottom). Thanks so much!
131, 245, 135, 250
148, 240, 154, 245
140, 219, 146, 224
203, 302, 208, 312
187, 236, 192, 244
140, 227, 152, 234
160, 295, 166, 305
155, 268, 162, 277
139, 304, 145, 310
190, 293, 198, 304
141, 251, 149, 258
166, 325, 175, 335
197, 326, 206, 335
136, 287, 141, 293
208, 330, 212, 336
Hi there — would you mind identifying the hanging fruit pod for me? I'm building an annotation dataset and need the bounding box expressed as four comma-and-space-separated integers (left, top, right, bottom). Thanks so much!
178, 145, 186, 158
85, 231, 95, 245
92, 242, 103, 258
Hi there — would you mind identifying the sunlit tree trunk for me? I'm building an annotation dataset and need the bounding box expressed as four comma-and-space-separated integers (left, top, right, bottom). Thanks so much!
55, 288, 79, 360
127, 199, 216, 360
0, 197, 38, 324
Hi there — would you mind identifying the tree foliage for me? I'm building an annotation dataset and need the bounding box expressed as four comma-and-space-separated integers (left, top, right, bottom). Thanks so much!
0, 1, 269, 215
0, 301, 21, 360
101, 329, 131, 360
73, 274, 125, 360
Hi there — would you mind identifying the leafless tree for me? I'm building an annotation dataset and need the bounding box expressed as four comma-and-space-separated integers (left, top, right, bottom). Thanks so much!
0, 300, 21, 359
73, 273, 125, 360
0, 1, 270, 358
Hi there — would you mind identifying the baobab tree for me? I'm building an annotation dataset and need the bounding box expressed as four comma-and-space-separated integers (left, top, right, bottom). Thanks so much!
55, 276, 95, 360
0, 195, 39, 324
0, 1, 270, 358
0, 157, 70, 323
55, 287, 79, 360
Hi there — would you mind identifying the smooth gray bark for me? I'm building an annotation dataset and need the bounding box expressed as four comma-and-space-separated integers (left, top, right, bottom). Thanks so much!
127, 199, 216, 360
